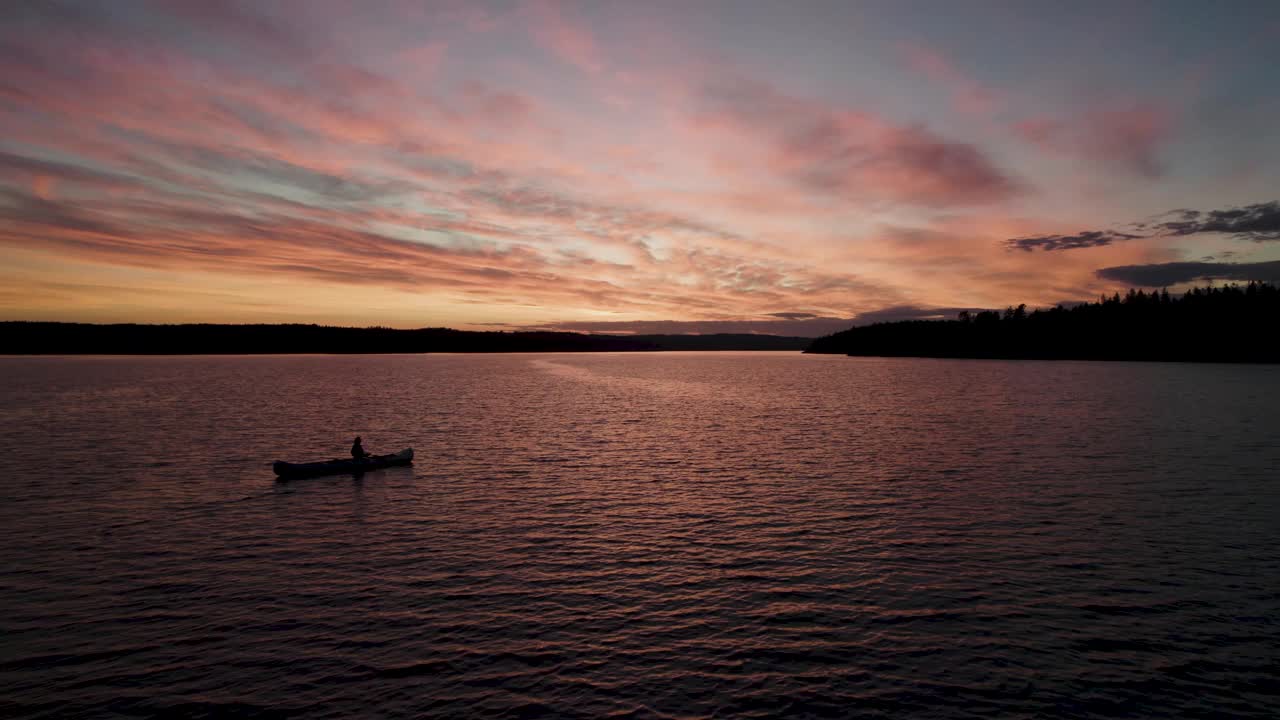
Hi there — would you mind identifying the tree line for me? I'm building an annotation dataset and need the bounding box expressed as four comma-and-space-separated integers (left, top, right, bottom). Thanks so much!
805, 282, 1280, 363
0, 323, 810, 354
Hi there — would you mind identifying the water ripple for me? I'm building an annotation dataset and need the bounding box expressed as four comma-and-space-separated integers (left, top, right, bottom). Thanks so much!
0, 354, 1278, 718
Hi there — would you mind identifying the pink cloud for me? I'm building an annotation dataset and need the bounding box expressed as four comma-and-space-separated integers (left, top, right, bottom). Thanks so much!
902, 44, 1001, 115
1087, 107, 1172, 178
1013, 117, 1060, 150
1015, 105, 1174, 178
693, 79, 1024, 207
527, 0, 607, 76
149, 0, 310, 60
32, 175, 54, 200
393, 42, 448, 78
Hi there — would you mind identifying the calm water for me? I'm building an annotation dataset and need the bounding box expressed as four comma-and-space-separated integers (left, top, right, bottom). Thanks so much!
1, 353, 1278, 719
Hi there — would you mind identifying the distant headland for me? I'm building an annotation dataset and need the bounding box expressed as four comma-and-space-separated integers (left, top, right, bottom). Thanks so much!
0, 322, 811, 354
807, 282, 1280, 363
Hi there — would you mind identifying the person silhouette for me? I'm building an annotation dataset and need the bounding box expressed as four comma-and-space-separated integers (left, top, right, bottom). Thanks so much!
351, 436, 371, 461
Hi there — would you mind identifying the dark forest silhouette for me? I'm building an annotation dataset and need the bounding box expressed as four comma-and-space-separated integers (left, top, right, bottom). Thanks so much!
806, 282, 1280, 363
7, 283, 1278, 360
0, 323, 810, 354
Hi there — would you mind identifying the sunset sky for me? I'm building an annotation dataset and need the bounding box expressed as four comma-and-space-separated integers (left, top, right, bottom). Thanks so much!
2, 1, 1278, 335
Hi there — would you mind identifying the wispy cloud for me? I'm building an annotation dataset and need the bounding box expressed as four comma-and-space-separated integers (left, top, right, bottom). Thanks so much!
527, 0, 607, 76
1140, 202, 1280, 241
1005, 230, 1143, 252
1096, 260, 1280, 286
1006, 201, 1280, 251
902, 44, 1000, 115
694, 78, 1024, 207
1014, 105, 1173, 178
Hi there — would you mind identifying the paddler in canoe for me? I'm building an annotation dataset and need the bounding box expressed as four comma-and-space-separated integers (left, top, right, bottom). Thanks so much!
351, 436, 372, 462
274, 444, 413, 480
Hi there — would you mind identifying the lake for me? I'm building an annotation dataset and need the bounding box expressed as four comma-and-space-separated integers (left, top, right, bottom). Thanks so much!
1, 353, 1277, 719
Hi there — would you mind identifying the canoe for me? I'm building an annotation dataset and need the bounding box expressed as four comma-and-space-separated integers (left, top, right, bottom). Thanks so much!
274, 448, 414, 480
